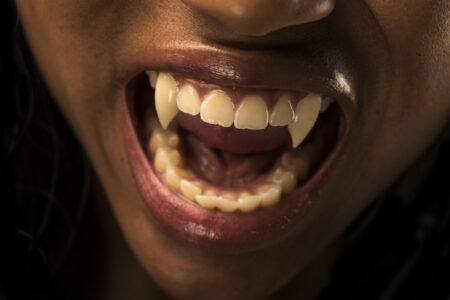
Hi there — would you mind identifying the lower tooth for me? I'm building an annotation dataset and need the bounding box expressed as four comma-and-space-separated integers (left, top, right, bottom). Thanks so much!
272, 168, 298, 194
165, 165, 189, 191
215, 194, 239, 213
149, 128, 179, 154
154, 147, 181, 172
238, 192, 261, 213
149, 125, 310, 212
180, 179, 203, 201
195, 190, 218, 209
258, 184, 282, 207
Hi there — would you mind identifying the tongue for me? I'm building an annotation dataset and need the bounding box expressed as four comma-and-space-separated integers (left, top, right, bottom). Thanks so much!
176, 112, 290, 154
181, 131, 282, 187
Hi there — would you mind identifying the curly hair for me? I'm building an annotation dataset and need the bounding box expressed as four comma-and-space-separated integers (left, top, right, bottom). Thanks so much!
1, 2, 95, 299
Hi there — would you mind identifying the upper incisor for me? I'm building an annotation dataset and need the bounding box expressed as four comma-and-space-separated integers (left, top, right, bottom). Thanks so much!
200, 90, 234, 127
234, 95, 269, 130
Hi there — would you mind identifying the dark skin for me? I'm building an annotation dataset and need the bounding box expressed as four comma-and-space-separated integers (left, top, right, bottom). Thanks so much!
15, 0, 450, 299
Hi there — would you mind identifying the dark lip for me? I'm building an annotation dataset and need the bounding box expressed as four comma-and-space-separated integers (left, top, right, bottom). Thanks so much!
119, 46, 356, 253
121, 45, 357, 118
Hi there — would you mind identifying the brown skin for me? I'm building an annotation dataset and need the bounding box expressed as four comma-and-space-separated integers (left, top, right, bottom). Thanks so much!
15, 0, 450, 299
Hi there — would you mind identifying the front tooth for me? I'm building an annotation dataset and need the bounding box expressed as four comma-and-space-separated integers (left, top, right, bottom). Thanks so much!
238, 192, 261, 212
234, 95, 268, 130
269, 94, 295, 126
176, 84, 201, 116
146, 71, 158, 88
215, 194, 239, 213
200, 90, 234, 127
288, 94, 322, 148
258, 184, 282, 207
155, 73, 179, 129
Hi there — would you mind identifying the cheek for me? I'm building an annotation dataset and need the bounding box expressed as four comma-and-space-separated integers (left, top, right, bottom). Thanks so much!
361, 0, 450, 166
367, 0, 450, 106
328, 0, 450, 233
380, 2, 450, 162
17, 0, 126, 172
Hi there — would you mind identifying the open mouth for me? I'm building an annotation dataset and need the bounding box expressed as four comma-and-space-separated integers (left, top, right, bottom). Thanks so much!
121, 54, 353, 253
138, 71, 340, 212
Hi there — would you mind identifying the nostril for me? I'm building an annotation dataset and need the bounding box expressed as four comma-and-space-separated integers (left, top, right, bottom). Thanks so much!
181, 0, 335, 36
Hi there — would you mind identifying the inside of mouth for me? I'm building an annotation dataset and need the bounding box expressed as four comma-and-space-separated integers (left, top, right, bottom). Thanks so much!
131, 72, 342, 213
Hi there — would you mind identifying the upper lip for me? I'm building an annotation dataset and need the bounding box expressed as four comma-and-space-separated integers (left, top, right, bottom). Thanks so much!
120, 42, 357, 253
122, 43, 357, 119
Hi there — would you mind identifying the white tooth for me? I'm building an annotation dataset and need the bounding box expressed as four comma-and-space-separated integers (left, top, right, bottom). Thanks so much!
200, 90, 234, 127
288, 94, 322, 148
166, 132, 180, 148
195, 190, 218, 209
238, 192, 261, 213
320, 97, 333, 113
234, 95, 268, 130
180, 179, 202, 201
215, 194, 239, 213
176, 84, 201, 116
154, 147, 181, 173
149, 128, 179, 154
164, 165, 189, 191
272, 168, 298, 194
269, 94, 295, 126
258, 184, 282, 207
155, 73, 179, 129
146, 71, 158, 88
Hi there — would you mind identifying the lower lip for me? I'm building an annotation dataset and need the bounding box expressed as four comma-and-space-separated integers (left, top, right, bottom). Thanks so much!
119, 79, 350, 254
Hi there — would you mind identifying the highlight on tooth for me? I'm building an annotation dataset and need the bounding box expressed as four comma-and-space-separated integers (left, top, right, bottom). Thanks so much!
155, 72, 179, 129
288, 93, 322, 148
258, 184, 282, 207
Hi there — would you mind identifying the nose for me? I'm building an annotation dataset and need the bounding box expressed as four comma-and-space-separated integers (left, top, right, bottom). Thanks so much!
180, 0, 335, 36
